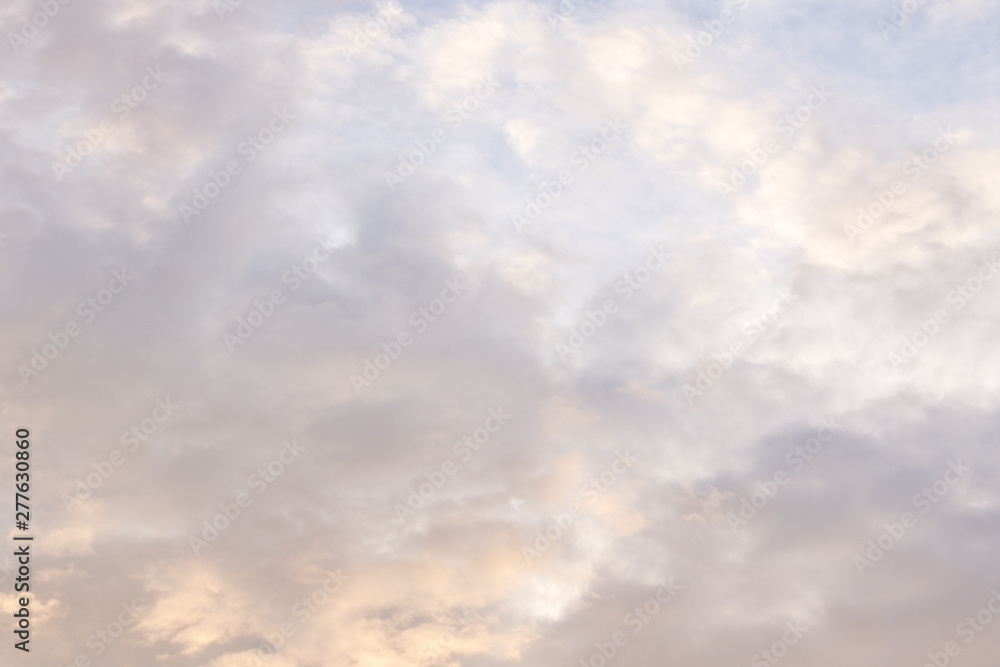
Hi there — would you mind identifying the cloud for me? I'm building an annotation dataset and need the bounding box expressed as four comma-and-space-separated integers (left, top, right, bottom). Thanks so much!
3, 0, 1000, 665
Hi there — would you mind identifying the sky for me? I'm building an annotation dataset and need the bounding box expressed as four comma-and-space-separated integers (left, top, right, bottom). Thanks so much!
2, 0, 1000, 665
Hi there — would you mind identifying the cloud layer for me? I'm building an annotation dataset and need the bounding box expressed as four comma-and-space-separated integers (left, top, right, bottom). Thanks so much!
3, 0, 1000, 665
